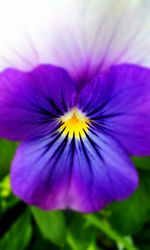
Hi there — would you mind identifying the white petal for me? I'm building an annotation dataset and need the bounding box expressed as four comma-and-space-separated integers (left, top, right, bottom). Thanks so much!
0, 0, 149, 82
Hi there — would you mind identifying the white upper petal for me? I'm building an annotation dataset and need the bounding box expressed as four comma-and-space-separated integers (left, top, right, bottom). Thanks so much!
0, 0, 149, 81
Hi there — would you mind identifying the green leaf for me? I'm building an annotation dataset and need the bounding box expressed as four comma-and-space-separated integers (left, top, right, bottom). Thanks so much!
85, 214, 138, 250
108, 170, 150, 236
31, 207, 67, 245
0, 176, 11, 199
0, 211, 32, 250
133, 157, 150, 170
0, 140, 17, 180
0, 176, 19, 214
67, 213, 96, 250
133, 221, 150, 250
31, 239, 60, 250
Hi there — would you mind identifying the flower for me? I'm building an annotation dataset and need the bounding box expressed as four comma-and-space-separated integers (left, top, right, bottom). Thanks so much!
0, 0, 149, 212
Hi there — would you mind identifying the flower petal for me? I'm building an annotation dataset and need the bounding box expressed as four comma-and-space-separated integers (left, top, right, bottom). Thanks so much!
11, 130, 138, 213
70, 131, 138, 212
0, 64, 76, 141
78, 64, 150, 156
11, 138, 73, 210
0, 0, 149, 85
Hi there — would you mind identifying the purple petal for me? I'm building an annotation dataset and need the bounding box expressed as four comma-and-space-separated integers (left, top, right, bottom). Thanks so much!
71, 131, 138, 212
78, 64, 150, 156
0, 1, 150, 86
11, 130, 138, 213
0, 64, 76, 141
11, 138, 72, 210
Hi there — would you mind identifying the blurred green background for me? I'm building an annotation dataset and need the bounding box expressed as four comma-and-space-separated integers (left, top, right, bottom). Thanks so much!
0, 139, 150, 250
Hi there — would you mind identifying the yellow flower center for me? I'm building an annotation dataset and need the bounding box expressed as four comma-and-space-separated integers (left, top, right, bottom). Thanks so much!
59, 107, 90, 139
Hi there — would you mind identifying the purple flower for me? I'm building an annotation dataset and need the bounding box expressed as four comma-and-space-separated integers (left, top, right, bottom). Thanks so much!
0, 0, 150, 212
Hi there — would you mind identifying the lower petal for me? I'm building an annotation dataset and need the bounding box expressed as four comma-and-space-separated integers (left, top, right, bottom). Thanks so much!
11, 129, 138, 212
68, 131, 138, 212
11, 138, 72, 210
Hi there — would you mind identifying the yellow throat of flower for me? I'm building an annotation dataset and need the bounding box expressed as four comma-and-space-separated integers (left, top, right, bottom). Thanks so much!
59, 107, 90, 139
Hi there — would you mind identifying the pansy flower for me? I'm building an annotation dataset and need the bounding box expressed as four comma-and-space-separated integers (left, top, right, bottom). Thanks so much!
0, 0, 150, 212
